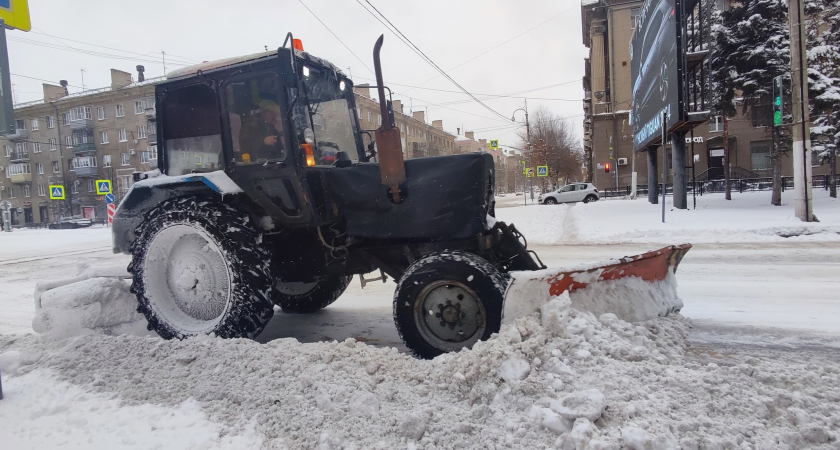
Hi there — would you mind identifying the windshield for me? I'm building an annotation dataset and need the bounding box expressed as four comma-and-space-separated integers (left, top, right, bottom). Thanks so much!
293, 64, 361, 165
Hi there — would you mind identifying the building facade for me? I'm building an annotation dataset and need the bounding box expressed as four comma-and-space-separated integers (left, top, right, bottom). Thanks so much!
581, 0, 830, 191
1, 68, 159, 225
353, 85, 456, 158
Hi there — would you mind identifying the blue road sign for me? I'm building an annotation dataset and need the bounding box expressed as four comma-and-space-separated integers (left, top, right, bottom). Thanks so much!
105, 193, 115, 203
95, 179, 112, 195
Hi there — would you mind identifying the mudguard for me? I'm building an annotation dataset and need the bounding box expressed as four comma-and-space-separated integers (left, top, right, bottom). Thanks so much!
111, 171, 242, 254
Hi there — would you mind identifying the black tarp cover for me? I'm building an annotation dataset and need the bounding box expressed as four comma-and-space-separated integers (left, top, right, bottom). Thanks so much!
328, 153, 493, 240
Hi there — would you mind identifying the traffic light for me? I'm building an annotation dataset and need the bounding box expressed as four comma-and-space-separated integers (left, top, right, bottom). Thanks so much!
773, 76, 783, 127
604, 162, 611, 173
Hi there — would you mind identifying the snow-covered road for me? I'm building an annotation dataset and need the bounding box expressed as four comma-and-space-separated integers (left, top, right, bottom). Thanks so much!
2, 191, 839, 449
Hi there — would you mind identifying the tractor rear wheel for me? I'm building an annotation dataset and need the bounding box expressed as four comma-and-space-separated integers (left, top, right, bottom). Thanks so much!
128, 197, 275, 340
273, 275, 352, 313
393, 251, 506, 359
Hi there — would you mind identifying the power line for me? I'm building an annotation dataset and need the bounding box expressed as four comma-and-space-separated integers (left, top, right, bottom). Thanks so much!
8, 37, 190, 67
29, 30, 198, 65
11, 73, 83, 89
297, 0, 375, 77
356, 0, 510, 122
399, 4, 579, 96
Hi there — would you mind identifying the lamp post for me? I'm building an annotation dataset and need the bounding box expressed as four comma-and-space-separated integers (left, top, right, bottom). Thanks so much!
512, 101, 532, 204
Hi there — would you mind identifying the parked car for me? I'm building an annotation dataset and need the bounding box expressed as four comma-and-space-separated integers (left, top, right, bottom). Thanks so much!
539, 183, 600, 204
48, 217, 94, 229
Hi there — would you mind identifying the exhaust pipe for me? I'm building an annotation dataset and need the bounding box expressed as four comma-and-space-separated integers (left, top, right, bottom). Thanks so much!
372, 35, 406, 203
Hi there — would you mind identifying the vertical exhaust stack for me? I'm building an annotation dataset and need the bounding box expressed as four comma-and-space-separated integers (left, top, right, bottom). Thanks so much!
372, 35, 406, 203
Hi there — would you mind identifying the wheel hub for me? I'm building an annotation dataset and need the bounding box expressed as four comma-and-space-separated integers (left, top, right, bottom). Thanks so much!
143, 224, 232, 334
415, 281, 486, 349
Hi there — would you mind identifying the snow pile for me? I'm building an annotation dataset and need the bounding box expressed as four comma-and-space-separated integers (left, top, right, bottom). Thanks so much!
32, 277, 149, 339
495, 190, 840, 245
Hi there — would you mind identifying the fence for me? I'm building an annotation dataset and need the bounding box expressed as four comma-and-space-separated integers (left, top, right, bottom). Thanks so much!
601, 174, 838, 199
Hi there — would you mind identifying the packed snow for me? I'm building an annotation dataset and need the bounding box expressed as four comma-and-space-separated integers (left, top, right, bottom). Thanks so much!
1, 190, 839, 448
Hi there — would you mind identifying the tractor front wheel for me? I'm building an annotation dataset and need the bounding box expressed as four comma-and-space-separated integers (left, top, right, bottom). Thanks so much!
273, 275, 352, 313
128, 197, 275, 340
393, 251, 506, 359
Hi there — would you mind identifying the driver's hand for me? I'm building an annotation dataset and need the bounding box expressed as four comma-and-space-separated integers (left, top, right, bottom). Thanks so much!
264, 135, 278, 146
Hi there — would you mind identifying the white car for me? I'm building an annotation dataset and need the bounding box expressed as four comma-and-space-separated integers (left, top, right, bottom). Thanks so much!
539, 183, 600, 204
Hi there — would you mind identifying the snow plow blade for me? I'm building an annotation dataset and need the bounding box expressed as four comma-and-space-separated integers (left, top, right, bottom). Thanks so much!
503, 244, 691, 323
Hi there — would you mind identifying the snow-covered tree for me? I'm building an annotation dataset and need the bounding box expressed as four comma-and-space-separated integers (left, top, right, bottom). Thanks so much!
726, 0, 790, 205
710, 5, 739, 200
807, 0, 840, 197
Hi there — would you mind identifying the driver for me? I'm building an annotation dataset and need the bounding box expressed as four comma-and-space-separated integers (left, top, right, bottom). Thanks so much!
242, 100, 286, 163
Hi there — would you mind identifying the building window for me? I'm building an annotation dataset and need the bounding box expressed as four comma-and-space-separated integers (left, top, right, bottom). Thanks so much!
631, 7, 641, 28
62, 112, 70, 125
98, 107, 106, 120
709, 115, 723, 132
120, 175, 133, 191
9, 186, 15, 198
71, 181, 78, 194
100, 131, 109, 144
4, 145, 10, 157
38, 184, 46, 197
137, 125, 147, 139
377, 114, 382, 126
31, 118, 39, 131
73, 156, 97, 169
68, 158, 74, 171
147, 145, 157, 159
140, 151, 149, 163
46, 115, 55, 129
367, 111, 372, 122
33, 143, 41, 153
118, 129, 127, 142
750, 141, 772, 171
121, 152, 130, 166
24, 184, 30, 197
66, 136, 73, 148
52, 161, 60, 173
15, 119, 25, 130
103, 154, 112, 167
36, 162, 43, 174
399, 123, 404, 133
135, 101, 143, 114
88, 179, 95, 192
69, 106, 92, 122
49, 138, 57, 151
116, 104, 125, 117
751, 104, 772, 128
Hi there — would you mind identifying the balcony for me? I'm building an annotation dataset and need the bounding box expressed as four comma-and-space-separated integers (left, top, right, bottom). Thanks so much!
9, 152, 29, 162
70, 119, 95, 130
72, 142, 96, 155
9, 163, 31, 184
145, 107, 156, 121
147, 133, 157, 144
74, 166, 99, 178
10, 172, 31, 183
6, 129, 29, 142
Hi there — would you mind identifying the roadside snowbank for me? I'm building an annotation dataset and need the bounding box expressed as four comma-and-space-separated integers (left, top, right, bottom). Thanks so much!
32, 277, 150, 339
4, 291, 838, 449
496, 190, 840, 245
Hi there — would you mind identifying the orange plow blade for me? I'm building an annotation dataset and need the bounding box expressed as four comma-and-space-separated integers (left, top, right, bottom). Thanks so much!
503, 244, 692, 323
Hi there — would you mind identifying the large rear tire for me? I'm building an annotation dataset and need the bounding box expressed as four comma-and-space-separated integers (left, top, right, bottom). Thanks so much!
273, 275, 352, 313
128, 197, 275, 340
393, 251, 506, 359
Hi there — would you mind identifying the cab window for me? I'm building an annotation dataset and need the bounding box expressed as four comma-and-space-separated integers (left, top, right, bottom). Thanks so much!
161, 83, 224, 175
225, 73, 285, 165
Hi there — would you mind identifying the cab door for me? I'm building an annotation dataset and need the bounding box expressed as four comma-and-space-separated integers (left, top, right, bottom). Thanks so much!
220, 70, 311, 226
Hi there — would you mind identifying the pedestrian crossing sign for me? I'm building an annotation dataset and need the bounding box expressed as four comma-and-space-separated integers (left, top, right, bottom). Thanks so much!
95, 179, 112, 195
49, 185, 65, 200
537, 166, 548, 177
0, 0, 32, 32
489, 140, 498, 149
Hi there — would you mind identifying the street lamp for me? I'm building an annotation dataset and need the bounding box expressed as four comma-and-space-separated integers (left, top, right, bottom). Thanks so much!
512, 102, 533, 203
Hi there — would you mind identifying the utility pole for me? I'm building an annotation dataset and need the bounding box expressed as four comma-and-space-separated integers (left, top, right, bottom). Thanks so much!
51, 102, 72, 217
789, 0, 815, 221
512, 101, 531, 204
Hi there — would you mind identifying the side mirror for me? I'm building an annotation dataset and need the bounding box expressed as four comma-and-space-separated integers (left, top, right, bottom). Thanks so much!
335, 151, 352, 168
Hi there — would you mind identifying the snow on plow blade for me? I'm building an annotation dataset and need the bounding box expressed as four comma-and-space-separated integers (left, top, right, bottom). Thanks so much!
503, 244, 691, 324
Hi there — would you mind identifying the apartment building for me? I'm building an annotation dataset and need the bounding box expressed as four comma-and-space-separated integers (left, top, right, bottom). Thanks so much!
581, 0, 830, 191
1, 68, 159, 225
353, 85, 456, 158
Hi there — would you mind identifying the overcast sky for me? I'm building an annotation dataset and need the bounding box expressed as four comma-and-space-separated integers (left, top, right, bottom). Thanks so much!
9, 0, 587, 149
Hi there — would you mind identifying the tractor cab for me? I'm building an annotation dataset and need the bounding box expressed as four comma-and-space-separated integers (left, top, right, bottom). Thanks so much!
156, 39, 365, 227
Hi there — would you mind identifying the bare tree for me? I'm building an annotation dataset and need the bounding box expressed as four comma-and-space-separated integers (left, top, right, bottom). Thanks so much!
517, 107, 585, 188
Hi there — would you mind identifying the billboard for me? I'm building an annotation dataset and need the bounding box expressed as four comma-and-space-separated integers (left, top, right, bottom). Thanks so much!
631, 0, 681, 151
